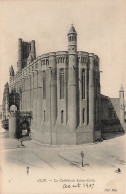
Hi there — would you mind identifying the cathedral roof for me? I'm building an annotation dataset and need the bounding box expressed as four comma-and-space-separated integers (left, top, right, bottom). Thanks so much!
68, 25, 77, 35
119, 84, 124, 92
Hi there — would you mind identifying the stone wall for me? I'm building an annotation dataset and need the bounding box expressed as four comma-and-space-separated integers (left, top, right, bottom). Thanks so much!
8, 27, 101, 145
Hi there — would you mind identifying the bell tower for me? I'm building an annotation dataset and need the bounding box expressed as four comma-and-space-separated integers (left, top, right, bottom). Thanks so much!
67, 25, 77, 129
119, 84, 125, 124
67, 24, 77, 53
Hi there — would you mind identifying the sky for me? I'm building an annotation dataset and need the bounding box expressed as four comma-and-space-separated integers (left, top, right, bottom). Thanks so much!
0, 0, 126, 104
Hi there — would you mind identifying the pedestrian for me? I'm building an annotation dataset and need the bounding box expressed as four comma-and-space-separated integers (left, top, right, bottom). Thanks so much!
20, 137, 25, 147
21, 140, 24, 147
26, 166, 29, 176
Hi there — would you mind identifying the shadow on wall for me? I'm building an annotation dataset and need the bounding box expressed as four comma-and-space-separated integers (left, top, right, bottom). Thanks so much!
101, 132, 124, 140
100, 95, 125, 136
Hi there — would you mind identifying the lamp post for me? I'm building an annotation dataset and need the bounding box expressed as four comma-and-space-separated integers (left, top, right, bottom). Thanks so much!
81, 151, 84, 167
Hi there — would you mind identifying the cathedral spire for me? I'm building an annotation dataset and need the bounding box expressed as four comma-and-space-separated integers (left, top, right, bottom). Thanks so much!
68, 24, 77, 35
119, 84, 125, 124
119, 84, 124, 92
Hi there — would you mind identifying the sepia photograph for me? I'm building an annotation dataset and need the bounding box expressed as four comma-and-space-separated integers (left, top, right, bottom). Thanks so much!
0, 0, 126, 193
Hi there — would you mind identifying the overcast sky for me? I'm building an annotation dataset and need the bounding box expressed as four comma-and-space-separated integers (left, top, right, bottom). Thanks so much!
0, 0, 126, 104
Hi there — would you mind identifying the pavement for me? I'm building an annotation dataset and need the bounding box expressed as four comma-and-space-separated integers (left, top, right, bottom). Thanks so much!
1, 133, 126, 170
0, 133, 126, 194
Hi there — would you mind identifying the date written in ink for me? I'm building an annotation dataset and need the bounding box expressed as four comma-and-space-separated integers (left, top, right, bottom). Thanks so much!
63, 183, 94, 189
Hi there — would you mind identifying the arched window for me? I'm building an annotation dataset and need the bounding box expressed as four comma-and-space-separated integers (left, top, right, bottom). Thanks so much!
83, 108, 85, 124
61, 110, 64, 123
44, 110, 46, 121
60, 68, 64, 99
82, 69, 85, 99
43, 71, 46, 99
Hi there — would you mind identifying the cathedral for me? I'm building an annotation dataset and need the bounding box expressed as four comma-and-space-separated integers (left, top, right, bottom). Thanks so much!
2, 25, 126, 144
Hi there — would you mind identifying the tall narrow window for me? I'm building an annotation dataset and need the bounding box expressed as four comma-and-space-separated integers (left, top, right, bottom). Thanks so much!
60, 69, 64, 99
44, 110, 46, 121
95, 78, 97, 99
43, 71, 46, 99
61, 110, 64, 123
83, 108, 85, 124
82, 69, 85, 99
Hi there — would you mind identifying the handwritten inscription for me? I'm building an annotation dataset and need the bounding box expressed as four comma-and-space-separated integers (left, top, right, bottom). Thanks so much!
63, 183, 94, 189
